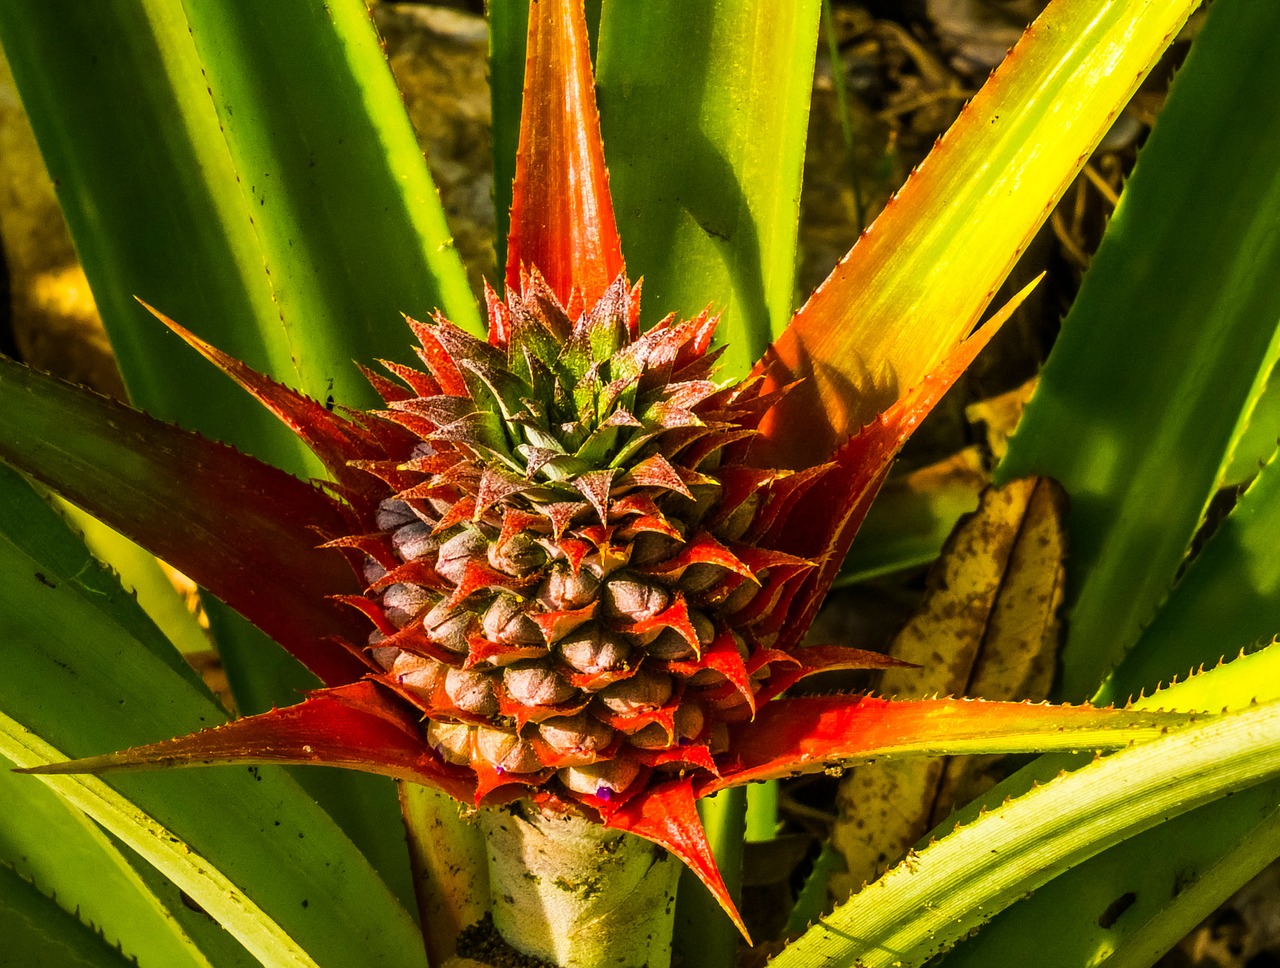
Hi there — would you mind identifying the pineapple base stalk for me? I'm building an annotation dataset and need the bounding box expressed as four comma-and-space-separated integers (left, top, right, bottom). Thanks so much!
479, 800, 682, 968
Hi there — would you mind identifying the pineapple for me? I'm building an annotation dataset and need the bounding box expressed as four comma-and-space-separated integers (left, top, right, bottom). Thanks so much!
350, 269, 825, 807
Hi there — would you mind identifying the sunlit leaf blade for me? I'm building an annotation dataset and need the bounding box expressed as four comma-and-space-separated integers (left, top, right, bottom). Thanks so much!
143, 303, 376, 486
937, 780, 1280, 968
772, 294, 1026, 652
505, 0, 623, 307
998, 0, 1280, 699
596, 0, 821, 377
1093, 802, 1280, 968
918, 638, 1280, 968
930, 644, 1280, 968
0, 1, 450, 871
179, 0, 483, 357
0, 2, 311, 474
752, 0, 1201, 470
0, 0, 478, 462
0, 464, 427, 968
771, 698, 1280, 968
0, 757, 210, 968
0, 864, 140, 968
705, 695, 1190, 793
3, 718, 322, 968
0, 356, 369, 686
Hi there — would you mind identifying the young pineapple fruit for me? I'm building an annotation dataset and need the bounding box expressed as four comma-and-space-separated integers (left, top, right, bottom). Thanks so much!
353, 270, 817, 805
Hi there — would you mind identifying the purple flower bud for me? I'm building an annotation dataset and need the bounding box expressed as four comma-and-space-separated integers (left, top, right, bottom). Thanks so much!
391, 651, 447, 699
363, 556, 388, 586
646, 610, 714, 660
714, 492, 761, 543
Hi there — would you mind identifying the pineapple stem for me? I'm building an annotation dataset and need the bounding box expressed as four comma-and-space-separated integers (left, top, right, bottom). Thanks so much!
479, 801, 681, 968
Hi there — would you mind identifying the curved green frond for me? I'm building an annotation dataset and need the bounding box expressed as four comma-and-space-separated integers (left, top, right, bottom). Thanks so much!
998, 0, 1280, 698
0, 464, 426, 968
595, 1, 821, 377
773, 697, 1280, 968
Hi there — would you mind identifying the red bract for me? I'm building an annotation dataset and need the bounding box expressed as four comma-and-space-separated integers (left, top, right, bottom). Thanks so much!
5, 0, 1182, 938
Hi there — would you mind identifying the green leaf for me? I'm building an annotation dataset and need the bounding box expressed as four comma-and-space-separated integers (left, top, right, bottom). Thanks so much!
55, 501, 211, 658
772, 697, 1280, 967
0, 759, 210, 968
0, 1, 477, 461
0, 3, 438, 884
174, 0, 483, 365
488, 0, 531, 280
997, 0, 1280, 698
783, 842, 844, 938
935, 781, 1280, 968
0, 464, 427, 968
0, 2, 301, 475
3, 722, 322, 968
595, 0, 821, 376
754, 0, 1202, 472
0, 863, 140, 968
933, 644, 1280, 968
1097, 801, 1280, 968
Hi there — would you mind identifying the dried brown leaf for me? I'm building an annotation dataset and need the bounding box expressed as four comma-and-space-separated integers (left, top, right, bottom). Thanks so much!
830, 475, 1065, 897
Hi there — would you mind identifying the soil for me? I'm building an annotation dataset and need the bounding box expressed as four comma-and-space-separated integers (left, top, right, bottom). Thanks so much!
456, 915, 558, 968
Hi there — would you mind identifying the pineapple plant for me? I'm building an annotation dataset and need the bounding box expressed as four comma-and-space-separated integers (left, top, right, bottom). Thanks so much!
4, 0, 1280, 966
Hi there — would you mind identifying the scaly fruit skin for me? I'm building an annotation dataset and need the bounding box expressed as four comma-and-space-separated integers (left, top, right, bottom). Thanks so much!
344, 269, 886, 809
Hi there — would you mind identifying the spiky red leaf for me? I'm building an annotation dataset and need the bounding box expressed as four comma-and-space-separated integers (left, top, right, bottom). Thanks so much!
20, 681, 479, 802
768, 307, 1013, 655
504, 0, 624, 310
703, 694, 1193, 794
605, 776, 750, 942
0, 355, 369, 685
142, 302, 378, 485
